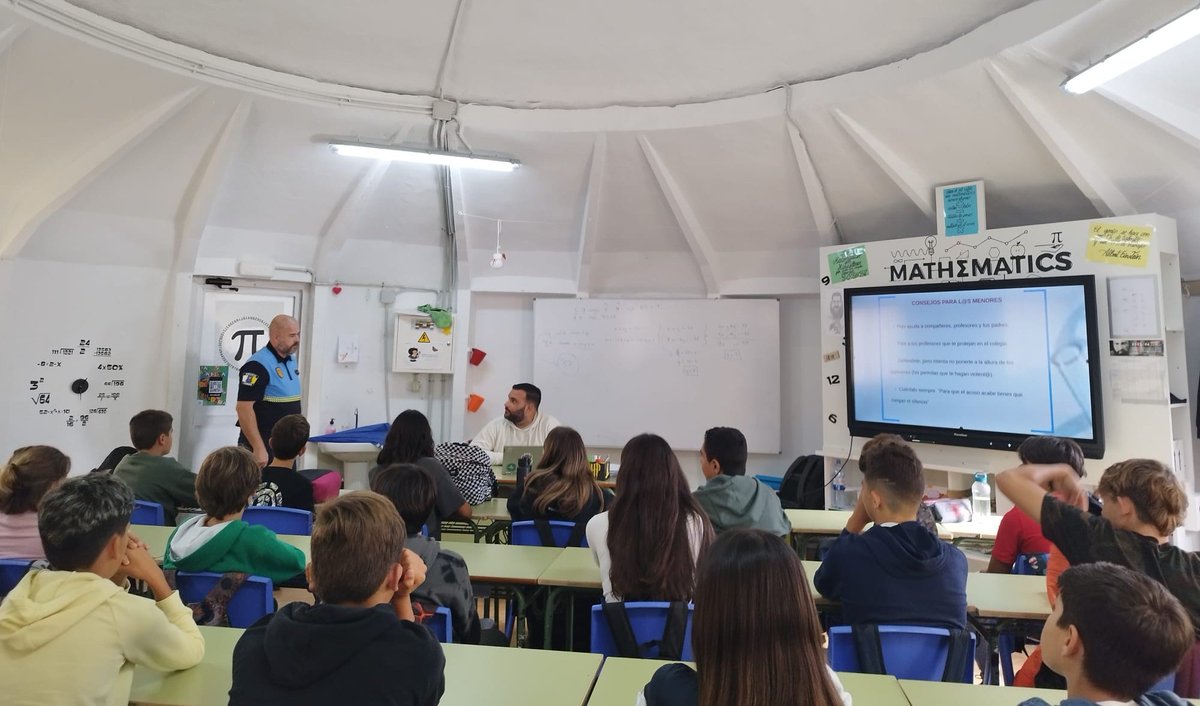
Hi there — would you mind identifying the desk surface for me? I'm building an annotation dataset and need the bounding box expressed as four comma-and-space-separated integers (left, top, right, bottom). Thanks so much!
965, 572, 1050, 620
471, 498, 511, 522
899, 678, 1063, 705
785, 509, 956, 541
131, 626, 604, 706
939, 515, 1003, 541
451, 542, 564, 585
443, 643, 601, 706
587, 658, 909, 706
538, 547, 601, 589
131, 625, 240, 705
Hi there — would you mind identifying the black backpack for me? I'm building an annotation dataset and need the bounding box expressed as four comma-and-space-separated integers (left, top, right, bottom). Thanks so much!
777, 454, 825, 510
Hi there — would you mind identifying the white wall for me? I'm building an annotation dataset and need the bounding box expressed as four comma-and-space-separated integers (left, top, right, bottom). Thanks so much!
463, 292, 823, 488
0, 260, 170, 473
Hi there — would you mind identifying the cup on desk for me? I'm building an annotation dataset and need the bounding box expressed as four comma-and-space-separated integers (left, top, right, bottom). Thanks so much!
588, 458, 610, 481
467, 393, 485, 412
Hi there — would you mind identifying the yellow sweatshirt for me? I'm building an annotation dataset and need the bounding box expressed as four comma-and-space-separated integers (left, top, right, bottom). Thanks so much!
0, 569, 205, 705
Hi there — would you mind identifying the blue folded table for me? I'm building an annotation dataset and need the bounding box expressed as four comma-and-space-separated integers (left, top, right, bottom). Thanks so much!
308, 423, 389, 445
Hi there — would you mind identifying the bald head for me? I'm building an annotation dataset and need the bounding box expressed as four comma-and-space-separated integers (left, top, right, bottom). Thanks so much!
269, 315, 300, 356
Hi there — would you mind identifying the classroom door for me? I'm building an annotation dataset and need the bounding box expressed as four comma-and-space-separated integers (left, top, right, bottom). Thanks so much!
180, 283, 303, 470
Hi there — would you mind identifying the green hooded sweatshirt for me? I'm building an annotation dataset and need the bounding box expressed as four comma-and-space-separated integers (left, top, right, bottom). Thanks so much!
693, 474, 792, 537
163, 516, 306, 583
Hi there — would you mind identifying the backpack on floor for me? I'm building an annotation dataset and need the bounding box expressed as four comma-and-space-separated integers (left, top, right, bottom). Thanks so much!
778, 454, 825, 509
434, 442, 496, 505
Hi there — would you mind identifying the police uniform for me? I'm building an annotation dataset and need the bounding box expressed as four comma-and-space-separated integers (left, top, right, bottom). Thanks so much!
236, 343, 301, 456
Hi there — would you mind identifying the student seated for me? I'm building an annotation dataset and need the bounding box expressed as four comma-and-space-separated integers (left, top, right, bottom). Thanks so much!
370, 409, 471, 537
0, 446, 69, 559
251, 414, 315, 513
372, 463, 481, 644
114, 410, 198, 524
692, 426, 790, 537
640, 529, 851, 706
507, 426, 612, 526
164, 446, 306, 583
1018, 562, 1193, 706
0, 474, 205, 703
813, 433, 968, 628
229, 492, 445, 705
987, 435, 1085, 575
997, 457, 1200, 639
586, 433, 714, 602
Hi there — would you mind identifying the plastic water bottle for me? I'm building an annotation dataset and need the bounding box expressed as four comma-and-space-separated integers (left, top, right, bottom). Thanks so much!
831, 470, 846, 510
971, 473, 991, 519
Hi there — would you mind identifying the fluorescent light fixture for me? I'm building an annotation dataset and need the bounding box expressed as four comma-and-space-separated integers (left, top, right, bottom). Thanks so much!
329, 142, 519, 172
1063, 6, 1200, 94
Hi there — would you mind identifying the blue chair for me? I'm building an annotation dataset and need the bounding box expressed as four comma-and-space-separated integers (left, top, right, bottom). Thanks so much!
589, 602, 695, 660
174, 571, 274, 628
132, 500, 165, 526
242, 506, 313, 535
0, 559, 33, 597
827, 625, 977, 683
510, 520, 588, 548
423, 606, 453, 643
998, 552, 1051, 684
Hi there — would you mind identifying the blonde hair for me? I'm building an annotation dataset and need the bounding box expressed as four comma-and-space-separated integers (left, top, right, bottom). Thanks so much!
0, 446, 70, 515
1097, 459, 1186, 535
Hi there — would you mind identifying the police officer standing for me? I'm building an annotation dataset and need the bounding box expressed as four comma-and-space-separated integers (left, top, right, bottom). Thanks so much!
236, 314, 302, 467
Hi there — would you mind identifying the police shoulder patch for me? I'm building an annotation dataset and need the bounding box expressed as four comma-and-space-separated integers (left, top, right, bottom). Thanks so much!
241, 373, 259, 386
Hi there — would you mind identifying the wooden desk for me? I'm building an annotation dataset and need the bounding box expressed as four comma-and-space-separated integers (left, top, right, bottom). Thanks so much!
587, 658, 909, 706
131, 626, 605, 706
538, 547, 601, 589
899, 678, 1064, 705
131, 625, 240, 705
134, 524, 311, 563
966, 572, 1050, 620
451, 543, 563, 585
442, 643, 601, 706
939, 515, 1003, 542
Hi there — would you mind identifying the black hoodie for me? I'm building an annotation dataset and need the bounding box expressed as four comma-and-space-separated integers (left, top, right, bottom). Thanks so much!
813, 521, 968, 629
229, 602, 445, 705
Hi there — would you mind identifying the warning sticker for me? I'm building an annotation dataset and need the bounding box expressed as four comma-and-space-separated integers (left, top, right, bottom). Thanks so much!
417, 332, 431, 344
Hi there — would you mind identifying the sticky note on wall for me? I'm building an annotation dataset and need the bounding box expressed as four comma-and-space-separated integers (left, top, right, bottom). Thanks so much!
1086, 222, 1152, 267
827, 246, 869, 283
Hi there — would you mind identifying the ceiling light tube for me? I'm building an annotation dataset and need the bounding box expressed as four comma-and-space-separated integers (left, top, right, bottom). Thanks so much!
1063, 6, 1200, 95
329, 142, 520, 172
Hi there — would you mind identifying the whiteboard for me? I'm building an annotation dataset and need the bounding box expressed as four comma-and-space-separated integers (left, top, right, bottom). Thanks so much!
533, 299, 781, 452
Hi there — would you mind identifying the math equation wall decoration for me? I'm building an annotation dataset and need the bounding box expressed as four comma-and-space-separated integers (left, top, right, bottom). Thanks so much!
29, 339, 129, 430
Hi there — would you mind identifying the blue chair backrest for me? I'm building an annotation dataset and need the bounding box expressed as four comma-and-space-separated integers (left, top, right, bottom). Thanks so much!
0, 559, 33, 597
423, 606, 453, 643
242, 506, 313, 535
174, 571, 274, 628
510, 520, 588, 548
589, 602, 694, 660
1013, 552, 1049, 576
132, 500, 166, 526
827, 625, 977, 683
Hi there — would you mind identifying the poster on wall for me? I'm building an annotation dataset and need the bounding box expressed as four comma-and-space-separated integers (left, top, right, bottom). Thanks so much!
392, 314, 453, 373
197, 365, 228, 405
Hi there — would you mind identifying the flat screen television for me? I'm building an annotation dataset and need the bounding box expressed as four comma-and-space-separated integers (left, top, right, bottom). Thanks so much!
843, 274, 1105, 458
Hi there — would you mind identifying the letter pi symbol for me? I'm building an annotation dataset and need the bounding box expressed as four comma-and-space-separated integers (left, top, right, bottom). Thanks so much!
230, 330, 263, 361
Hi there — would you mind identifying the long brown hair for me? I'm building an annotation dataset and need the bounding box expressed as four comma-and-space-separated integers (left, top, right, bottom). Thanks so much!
694, 529, 842, 706
525, 427, 602, 518
607, 433, 713, 601
0, 445, 70, 515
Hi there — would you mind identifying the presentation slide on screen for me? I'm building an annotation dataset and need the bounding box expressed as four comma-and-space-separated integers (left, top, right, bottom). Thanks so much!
850, 284, 1094, 439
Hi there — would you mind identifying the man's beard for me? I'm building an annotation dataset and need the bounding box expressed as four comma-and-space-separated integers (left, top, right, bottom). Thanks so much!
504, 408, 525, 424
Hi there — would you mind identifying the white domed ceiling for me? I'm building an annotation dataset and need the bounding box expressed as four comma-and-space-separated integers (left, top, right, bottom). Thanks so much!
1, 0, 1199, 296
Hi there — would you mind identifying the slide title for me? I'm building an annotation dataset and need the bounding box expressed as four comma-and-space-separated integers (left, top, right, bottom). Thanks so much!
890, 251, 1072, 282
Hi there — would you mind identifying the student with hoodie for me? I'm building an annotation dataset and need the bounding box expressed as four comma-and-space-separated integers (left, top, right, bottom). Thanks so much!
692, 427, 790, 537
1018, 562, 1192, 706
164, 446, 306, 583
113, 410, 198, 525
229, 491, 445, 705
371, 463, 481, 644
813, 433, 967, 629
0, 474, 205, 705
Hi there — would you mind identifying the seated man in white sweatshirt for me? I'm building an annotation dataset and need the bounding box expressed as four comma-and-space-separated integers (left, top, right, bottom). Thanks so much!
471, 383, 561, 465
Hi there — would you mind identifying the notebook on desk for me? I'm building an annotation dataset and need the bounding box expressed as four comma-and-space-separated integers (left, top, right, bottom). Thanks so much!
500, 446, 545, 476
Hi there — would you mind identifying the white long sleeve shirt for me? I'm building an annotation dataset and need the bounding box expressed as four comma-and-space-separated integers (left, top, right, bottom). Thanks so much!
470, 410, 561, 465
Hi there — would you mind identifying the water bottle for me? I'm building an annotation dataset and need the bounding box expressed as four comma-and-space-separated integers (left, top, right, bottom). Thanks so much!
517, 453, 533, 485
971, 473, 991, 519
831, 470, 846, 510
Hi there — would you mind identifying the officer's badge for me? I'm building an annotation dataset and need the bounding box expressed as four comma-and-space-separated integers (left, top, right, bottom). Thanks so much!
241, 373, 259, 386
275, 367, 284, 378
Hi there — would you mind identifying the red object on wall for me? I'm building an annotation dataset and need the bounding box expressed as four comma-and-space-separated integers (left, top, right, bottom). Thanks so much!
468, 348, 487, 366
